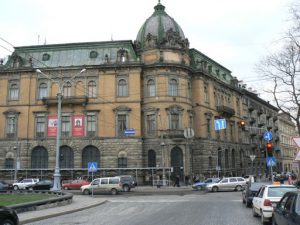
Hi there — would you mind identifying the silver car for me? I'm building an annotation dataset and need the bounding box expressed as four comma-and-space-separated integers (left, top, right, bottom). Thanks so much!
206, 177, 246, 192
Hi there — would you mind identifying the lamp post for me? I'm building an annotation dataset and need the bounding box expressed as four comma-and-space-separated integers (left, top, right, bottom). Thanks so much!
36, 68, 86, 191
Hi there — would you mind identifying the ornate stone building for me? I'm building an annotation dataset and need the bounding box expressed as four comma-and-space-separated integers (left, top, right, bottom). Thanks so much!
0, 2, 279, 183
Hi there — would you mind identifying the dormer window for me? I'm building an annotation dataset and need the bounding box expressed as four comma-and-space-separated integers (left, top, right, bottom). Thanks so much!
117, 49, 128, 63
42, 53, 50, 61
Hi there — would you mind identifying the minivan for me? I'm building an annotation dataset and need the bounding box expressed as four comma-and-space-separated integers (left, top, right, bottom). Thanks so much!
80, 177, 123, 195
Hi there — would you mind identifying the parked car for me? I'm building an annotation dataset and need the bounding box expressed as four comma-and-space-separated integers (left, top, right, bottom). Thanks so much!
116, 175, 137, 192
62, 179, 90, 190
192, 178, 220, 191
0, 181, 13, 192
272, 191, 300, 225
0, 206, 19, 225
12, 178, 39, 190
25, 180, 53, 191
243, 175, 256, 183
242, 182, 269, 207
80, 177, 123, 195
206, 177, 246, 192
252, 184, 298, 224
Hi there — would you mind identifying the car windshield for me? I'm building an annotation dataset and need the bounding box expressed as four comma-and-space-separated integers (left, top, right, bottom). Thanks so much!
267, 186, 298, 197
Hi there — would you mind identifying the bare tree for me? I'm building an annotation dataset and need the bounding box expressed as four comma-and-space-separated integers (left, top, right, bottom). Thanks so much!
257, 5, 300, 136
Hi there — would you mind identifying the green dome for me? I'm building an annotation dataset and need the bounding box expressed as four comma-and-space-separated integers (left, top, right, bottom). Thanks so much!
135, 2, 189, 51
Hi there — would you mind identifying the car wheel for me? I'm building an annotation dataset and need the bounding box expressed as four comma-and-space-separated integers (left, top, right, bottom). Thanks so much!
235, 185, 242, 191
2, 219, 15, 225
252, 207, 258, 217
13, 185, 19, 191
28, 187, 33, 191
123, 185, 129, 192
83, 189, 90, 195
111, 188, 117, 195
212, 186, 218, 192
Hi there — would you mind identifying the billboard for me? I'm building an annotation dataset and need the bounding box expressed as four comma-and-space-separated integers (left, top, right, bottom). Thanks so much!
72, 115, 84, 137
48, 115, 58, 137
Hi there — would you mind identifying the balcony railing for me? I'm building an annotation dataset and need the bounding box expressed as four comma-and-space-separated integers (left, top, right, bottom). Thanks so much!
163, 129, 185, 139
216, 105, 235, 117
42, 95, 88, 106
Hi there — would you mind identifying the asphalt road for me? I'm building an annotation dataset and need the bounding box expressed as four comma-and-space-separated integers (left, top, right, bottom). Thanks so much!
27, 191, 262, 225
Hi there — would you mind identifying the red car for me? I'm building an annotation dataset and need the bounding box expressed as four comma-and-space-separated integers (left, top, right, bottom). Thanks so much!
62, 179, 90, 190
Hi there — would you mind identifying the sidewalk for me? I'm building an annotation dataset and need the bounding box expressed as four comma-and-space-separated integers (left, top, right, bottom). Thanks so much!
18, 185, 193, 224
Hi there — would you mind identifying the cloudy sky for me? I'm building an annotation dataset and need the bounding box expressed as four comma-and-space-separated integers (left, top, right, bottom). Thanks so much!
0, 0, 295, 101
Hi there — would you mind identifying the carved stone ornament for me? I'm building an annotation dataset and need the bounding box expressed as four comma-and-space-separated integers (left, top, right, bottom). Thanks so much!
144, 33, 158, 49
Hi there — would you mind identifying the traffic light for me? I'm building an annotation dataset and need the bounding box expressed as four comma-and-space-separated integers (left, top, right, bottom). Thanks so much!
240, 120, 246, 130
266, 142, 273, 156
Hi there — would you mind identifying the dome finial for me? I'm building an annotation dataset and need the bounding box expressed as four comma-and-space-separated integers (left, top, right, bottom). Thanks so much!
154, 0, 165, 13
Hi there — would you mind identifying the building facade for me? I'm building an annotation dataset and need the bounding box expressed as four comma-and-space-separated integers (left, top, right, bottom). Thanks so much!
0, 2, 280, 183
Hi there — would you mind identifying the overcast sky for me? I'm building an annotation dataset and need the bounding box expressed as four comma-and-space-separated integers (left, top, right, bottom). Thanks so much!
0, 0, 295, 101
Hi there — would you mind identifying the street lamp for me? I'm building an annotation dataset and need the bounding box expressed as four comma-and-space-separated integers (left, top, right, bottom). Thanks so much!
36, 68, 86, 191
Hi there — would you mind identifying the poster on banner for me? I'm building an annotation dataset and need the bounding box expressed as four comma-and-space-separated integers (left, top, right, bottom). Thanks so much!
48, 115, 58, 137
72, 115, 84, 137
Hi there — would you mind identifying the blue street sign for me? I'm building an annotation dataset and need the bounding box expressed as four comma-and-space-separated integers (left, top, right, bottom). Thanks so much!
214, 119, 226, 130
88, 162, 98, 172
266, 156, 276, 167
264, 131, 273, 141
124, 128, 135, 135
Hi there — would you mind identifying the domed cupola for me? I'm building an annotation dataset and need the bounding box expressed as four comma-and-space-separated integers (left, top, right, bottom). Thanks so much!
135, 1, 189, 53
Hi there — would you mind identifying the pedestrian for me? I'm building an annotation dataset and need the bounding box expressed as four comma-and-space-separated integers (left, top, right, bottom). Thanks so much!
288, 175, 293, 185
174, 175, 180, 187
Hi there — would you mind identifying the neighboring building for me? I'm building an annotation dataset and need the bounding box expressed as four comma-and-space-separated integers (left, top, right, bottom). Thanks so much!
0, 2, 280, 182
277, 113, 299, 174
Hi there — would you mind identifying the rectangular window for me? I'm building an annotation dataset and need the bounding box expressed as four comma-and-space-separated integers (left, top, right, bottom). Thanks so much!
9, 81, 19, 100
117, 114, 127, 136
87, 113, 96, 136
147, 114, 156, 135
5, 158, 14, 169
61, 115, 71, 137
170, 114, 179, 130
6, 115, 16, 138
36, 114, 46, 138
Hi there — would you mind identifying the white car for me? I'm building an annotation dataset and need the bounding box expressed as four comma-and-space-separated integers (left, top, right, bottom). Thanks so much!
252, 183, 298, 224
13, 178, 39, 190
206, 177, 246, 192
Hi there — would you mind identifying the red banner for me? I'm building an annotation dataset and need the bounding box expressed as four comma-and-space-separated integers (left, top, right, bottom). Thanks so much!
48, 115, 58, 137
72, 115, 84, 137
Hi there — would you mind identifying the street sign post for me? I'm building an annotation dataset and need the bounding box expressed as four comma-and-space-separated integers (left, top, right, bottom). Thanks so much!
88, 162, 97, 197
214, 119, 226, 130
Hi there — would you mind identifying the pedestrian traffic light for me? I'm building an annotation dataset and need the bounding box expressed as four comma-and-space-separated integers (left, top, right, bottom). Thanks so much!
240, 120, 246, 130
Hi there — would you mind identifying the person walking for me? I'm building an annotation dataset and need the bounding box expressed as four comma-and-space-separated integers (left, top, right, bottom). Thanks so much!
174, 175, 180, 187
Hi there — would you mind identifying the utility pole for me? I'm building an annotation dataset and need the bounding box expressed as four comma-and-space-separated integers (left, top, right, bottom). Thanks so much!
36, 68, 86, 191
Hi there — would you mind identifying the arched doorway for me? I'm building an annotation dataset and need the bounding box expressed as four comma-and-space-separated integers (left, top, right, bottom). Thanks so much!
82, 145, 100, 169
60, 146, 74, 169
171, 147, 183, 180
31, 146, 48, 169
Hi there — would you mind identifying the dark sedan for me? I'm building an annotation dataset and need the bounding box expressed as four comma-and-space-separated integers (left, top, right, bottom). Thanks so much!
272, 191, 300, 225
242, 182, 269, 207
0, 206, 19, 225
0, 181, 13, 192
25, 180, 53, 191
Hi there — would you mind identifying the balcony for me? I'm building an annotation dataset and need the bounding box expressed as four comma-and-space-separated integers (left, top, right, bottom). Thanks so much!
248, 104, 255, 112
42, 95, 88, 106
249, 117, 256, 124
164, 129, 185, 139
216, 105, 235, 117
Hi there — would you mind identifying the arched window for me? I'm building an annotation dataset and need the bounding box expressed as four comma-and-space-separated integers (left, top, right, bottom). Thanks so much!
38, 83, 48, 99
147, 79, 155, 97
117, 79, 128, 97
88, 81, 96, 98
5, 158, 14, 169
169, 79, 178, 96
63, 82, 72, 97
231, 149, 236, 169
60, 146, 74, 169
31, 147, 48, 168
225, 149, 229, 169
82, 146, 100, 168
148, 150, 156, 167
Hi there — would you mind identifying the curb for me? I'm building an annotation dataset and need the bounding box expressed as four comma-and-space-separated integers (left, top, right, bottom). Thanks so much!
20, 200, 108, 225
